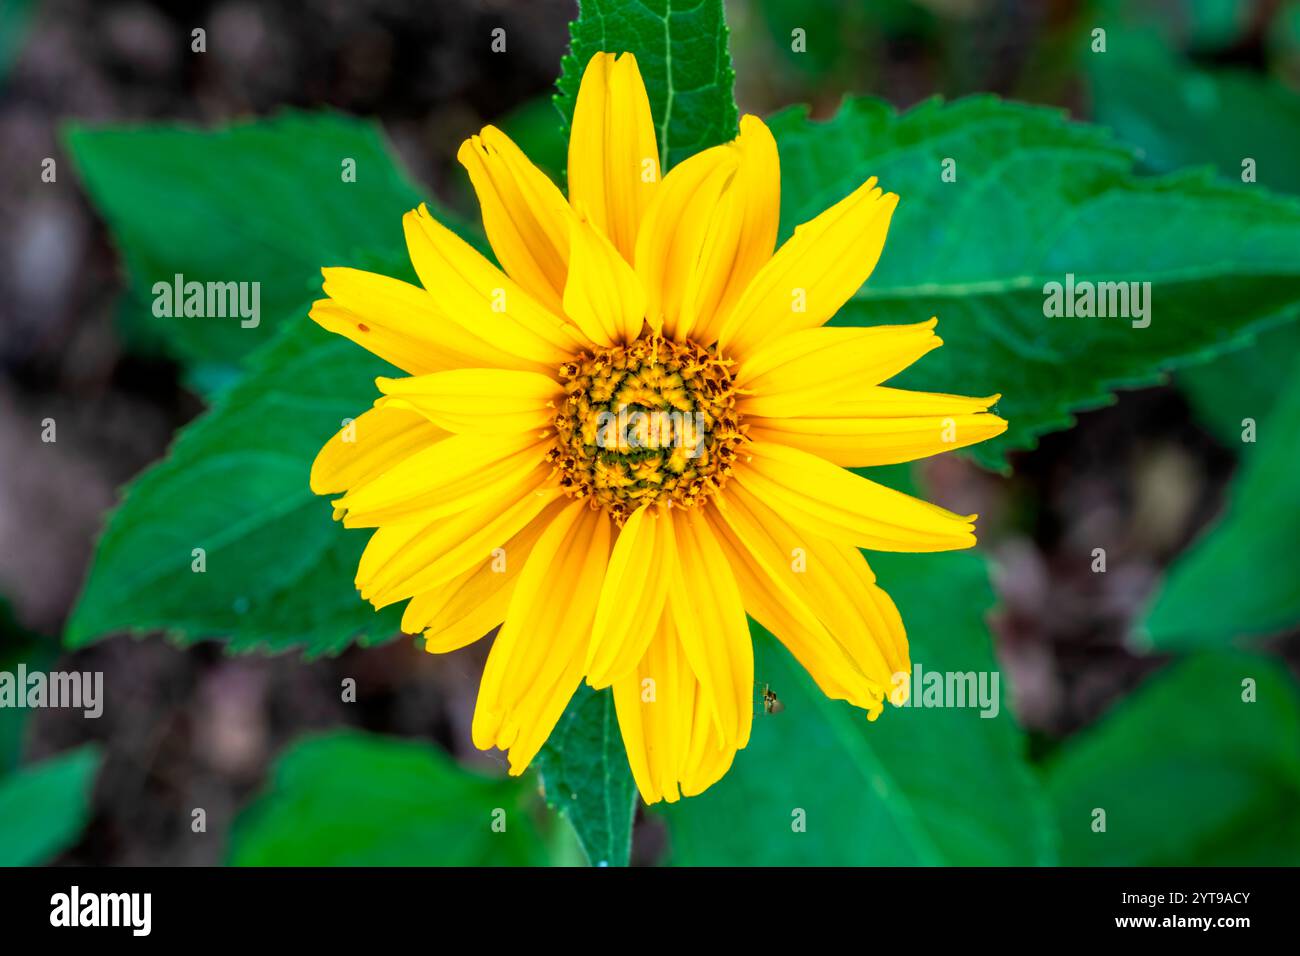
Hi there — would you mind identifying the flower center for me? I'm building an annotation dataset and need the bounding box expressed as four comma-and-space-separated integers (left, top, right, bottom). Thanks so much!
549, 335, 746, 524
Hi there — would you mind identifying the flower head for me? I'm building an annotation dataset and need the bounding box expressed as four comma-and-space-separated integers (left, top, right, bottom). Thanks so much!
309, 52, 1007, 803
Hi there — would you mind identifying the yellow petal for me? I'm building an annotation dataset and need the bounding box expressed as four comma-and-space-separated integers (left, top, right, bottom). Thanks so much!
370, 479, 563, 610
310, 405, 447, 495
682, 115, 781, 345
710, 481, 908, 711
747, 387, 1007, 466
802, 537, 910, 685
717, 177, 898, 359
568, 52, 660, 262
705, 502, 888, 715
667, 508, 754, 750
681, 676, 739, 797
611, 613, 699, 804
403, 205, 583, 365
458, 125, 574, 314
633, 143, 737, 338
334, 432, 549, 528
737, 320, 941, 418
736, 441, 977, 552
403, 498, 568, 651
587, 504, 675, 687
358, 473, 562, 608
817, 387, 1004, 419
375, 367, 562, 435
564, 212, 648, 346
313, 269, 534, 375
472, 500, 612, 775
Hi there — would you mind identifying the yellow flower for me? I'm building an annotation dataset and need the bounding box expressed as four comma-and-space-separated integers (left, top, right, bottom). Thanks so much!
309, 52, 1008, 804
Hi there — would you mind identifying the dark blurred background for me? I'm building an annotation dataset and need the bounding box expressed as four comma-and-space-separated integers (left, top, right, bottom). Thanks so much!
1, 0, 1297, 864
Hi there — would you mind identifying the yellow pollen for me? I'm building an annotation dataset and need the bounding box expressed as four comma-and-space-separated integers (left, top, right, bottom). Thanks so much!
549, 335, 747, 524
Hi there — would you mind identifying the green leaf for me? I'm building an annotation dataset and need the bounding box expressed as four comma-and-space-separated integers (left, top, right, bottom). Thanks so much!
556, 0, 738, 170
1141, 355, 1300, 648
0, 746, 102, 867
662, 550, 1057, 865
65, 318, 404, 656
228, 731, 546, 866
768, 95, 1300, 469
1044, 653, 1300, 865
64, 112, 439, 375
534, 686, 637, 867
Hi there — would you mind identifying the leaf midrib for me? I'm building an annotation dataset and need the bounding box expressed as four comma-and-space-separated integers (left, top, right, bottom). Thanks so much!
855, 265, 1300, 302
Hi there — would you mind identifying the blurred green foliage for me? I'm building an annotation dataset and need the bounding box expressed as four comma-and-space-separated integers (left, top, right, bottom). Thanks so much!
228, 731, 546, 865
1178, 320, 1300, 448
0, 601, 49, 775
0, 605, 98, 868
1045, 653, 1300, 865
1143, 356, 1300, 647
1081, 2, 1300, 654
0, 0, 37, 82
0, 746, 101, 867
1089, 34, 1300, 193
